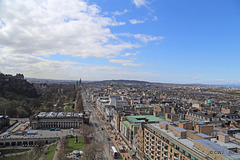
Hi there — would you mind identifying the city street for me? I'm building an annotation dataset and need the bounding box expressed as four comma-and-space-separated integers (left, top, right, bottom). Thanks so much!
82, 91, 117, 160
82, 91, 132, 160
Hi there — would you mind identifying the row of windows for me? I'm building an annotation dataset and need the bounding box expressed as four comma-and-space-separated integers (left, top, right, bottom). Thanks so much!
144, 128, 201, 160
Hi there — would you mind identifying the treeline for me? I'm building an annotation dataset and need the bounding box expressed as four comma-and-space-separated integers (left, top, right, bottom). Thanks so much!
0, 73, 38, 99
0, 72, 77, 118
0, 72, 39, 117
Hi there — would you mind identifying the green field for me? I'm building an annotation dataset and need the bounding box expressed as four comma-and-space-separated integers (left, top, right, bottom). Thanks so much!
65, 137, 84, 154
45, 144, 57, 160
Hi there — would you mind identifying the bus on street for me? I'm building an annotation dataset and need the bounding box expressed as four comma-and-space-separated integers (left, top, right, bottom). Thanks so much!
111, 146, 118, 159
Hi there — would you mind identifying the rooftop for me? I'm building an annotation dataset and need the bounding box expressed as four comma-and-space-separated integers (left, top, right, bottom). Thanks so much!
135, 105, 154, 108
148, 123, 240, 160
217, 132, 229, 136
148, 123, 209, 159
174, 127, 186, 132
36, 112, 84, 118
126, 115, 164, 124
195, 139, 240, 157
196, 133, 211, 139
121, 121, 130, 128
211, 138, 240, 150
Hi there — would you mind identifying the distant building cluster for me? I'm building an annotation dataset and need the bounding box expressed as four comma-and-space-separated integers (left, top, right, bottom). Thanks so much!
85, 80, 240, 160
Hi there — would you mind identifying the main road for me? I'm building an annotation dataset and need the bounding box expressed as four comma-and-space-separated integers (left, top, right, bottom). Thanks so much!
82, 91, 120, 160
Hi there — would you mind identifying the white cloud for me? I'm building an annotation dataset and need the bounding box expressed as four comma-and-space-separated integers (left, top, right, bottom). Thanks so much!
117, 33, 164, 43
122, 52, 137, 57
0, 0, 136, 58
129, 19, 144, 24
122, 63, 143, 67
113, 9, 128, 16
0, 0, 164, 81
0, 52, 149, 80
153, 16, 158, 21
133, 34, 164, 43
109, 59, 132, 64
111, 21, 126, 26
132, 0, 149, 8
109, 59, 143, 66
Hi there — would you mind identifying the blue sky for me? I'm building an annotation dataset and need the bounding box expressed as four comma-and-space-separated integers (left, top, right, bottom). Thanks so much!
0, 0, 239, 84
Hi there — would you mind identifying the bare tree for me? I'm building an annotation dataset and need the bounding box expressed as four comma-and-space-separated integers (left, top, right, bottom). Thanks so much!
78, 124, 94, 144
75, 91, 84, 112
57, 151, 68, 160
54, 136, 68, 160
36, 140, 45, 152
60, 136, 68, 150
84, 142, 104, 160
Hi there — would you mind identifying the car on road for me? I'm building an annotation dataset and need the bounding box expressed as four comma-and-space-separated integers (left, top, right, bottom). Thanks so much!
107, 137, 111, 141
101, 127, 104, 130
2, 132, 10, 137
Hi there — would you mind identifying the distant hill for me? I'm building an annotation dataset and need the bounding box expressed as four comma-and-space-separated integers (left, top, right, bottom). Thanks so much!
0, 73, 38, 99
100, 79, 150, 84
26, 77, 76, 84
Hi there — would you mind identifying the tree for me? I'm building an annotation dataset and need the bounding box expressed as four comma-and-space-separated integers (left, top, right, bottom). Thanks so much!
36, 140, 45, 152
57, 152, 68, 160
84, 142, 104, 160
75, 91, 84, 112
78, 124, 94, 144
46, 102, 53, 111
16, 106, 28, 117
60, 136, 68, 150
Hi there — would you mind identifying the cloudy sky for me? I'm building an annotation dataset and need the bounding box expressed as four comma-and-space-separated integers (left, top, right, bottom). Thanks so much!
0, 0, 239, 84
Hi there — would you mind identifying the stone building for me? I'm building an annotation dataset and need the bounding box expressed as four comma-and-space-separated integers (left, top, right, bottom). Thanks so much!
137, 121, 240, 160
30, 112, 89, 129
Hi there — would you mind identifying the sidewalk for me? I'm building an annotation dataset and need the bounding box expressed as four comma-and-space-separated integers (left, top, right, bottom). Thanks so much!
52, 140, 61, 160
39, 144, 50, 160
94, 105, 133, 159
3, 149, 32, 157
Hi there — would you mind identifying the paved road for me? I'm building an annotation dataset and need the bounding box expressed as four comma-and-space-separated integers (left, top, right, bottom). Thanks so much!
83, 91, 125, 160
82, 91, 114, 160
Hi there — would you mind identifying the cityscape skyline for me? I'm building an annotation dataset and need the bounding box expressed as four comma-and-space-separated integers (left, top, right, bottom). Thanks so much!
0, 0, 239, 84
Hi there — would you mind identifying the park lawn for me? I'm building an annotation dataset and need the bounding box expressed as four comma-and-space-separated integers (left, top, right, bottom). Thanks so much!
45, 144, 57, 160
0, 148, 30, 154
65, 137, 84, 154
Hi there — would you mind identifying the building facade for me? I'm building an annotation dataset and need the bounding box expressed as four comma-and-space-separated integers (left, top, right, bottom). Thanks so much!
137, 121, 240, 160
30, 112, 89, 129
